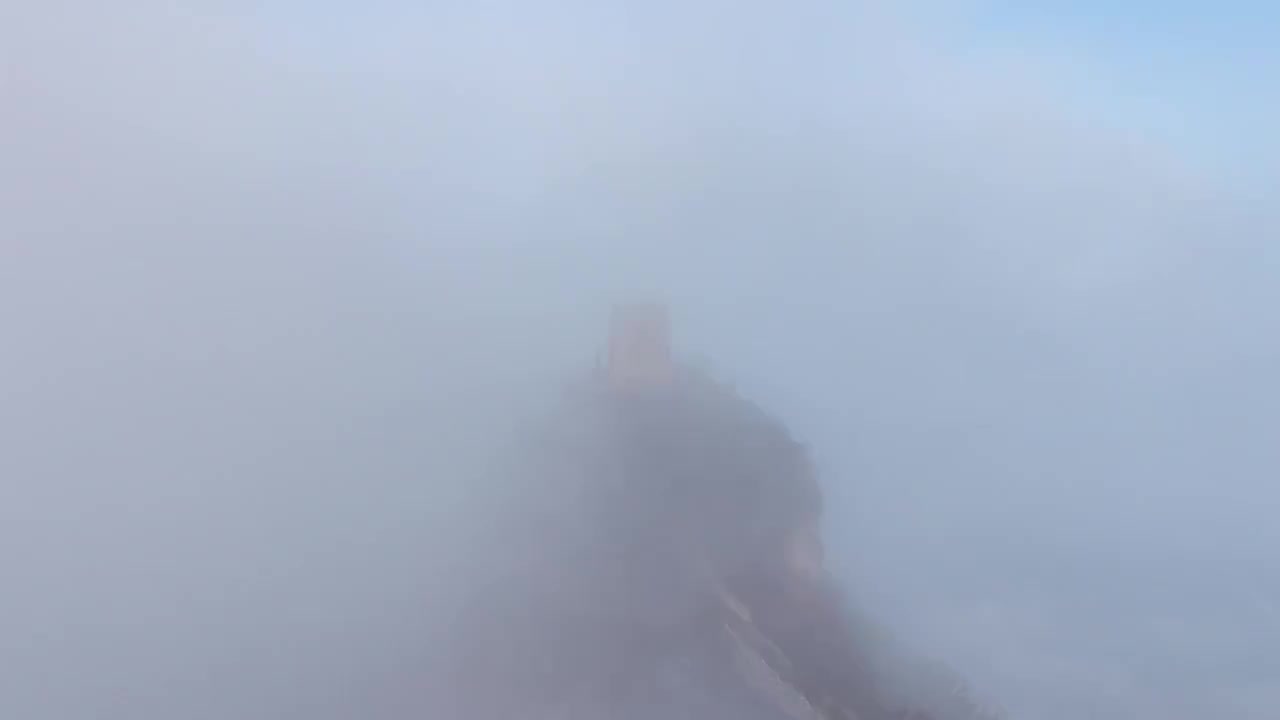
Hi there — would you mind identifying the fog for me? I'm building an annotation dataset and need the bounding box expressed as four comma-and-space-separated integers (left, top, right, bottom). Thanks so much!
3, 2, 1278, 719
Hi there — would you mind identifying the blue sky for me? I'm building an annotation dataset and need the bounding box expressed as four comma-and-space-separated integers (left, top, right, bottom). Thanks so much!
264, 0, 1279, 176
964, 1, 1279, 171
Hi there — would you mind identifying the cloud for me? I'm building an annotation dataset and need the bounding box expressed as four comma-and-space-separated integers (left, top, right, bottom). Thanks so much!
2, 2, 1276, 719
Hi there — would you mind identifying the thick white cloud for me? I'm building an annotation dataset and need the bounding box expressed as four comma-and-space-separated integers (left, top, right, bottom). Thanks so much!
2, 3, 1276, 719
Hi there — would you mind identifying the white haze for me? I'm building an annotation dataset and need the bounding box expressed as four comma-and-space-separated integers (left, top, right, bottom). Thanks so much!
2, 2, 1278, 719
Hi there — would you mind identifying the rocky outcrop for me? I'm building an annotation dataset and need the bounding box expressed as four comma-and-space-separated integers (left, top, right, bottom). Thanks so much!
432, 362, 995, 720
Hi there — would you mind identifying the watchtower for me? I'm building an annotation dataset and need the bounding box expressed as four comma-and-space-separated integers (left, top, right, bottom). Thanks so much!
606, 302, 673, 391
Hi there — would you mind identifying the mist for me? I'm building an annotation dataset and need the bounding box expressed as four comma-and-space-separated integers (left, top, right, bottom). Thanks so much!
3, 2, 1278, 719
